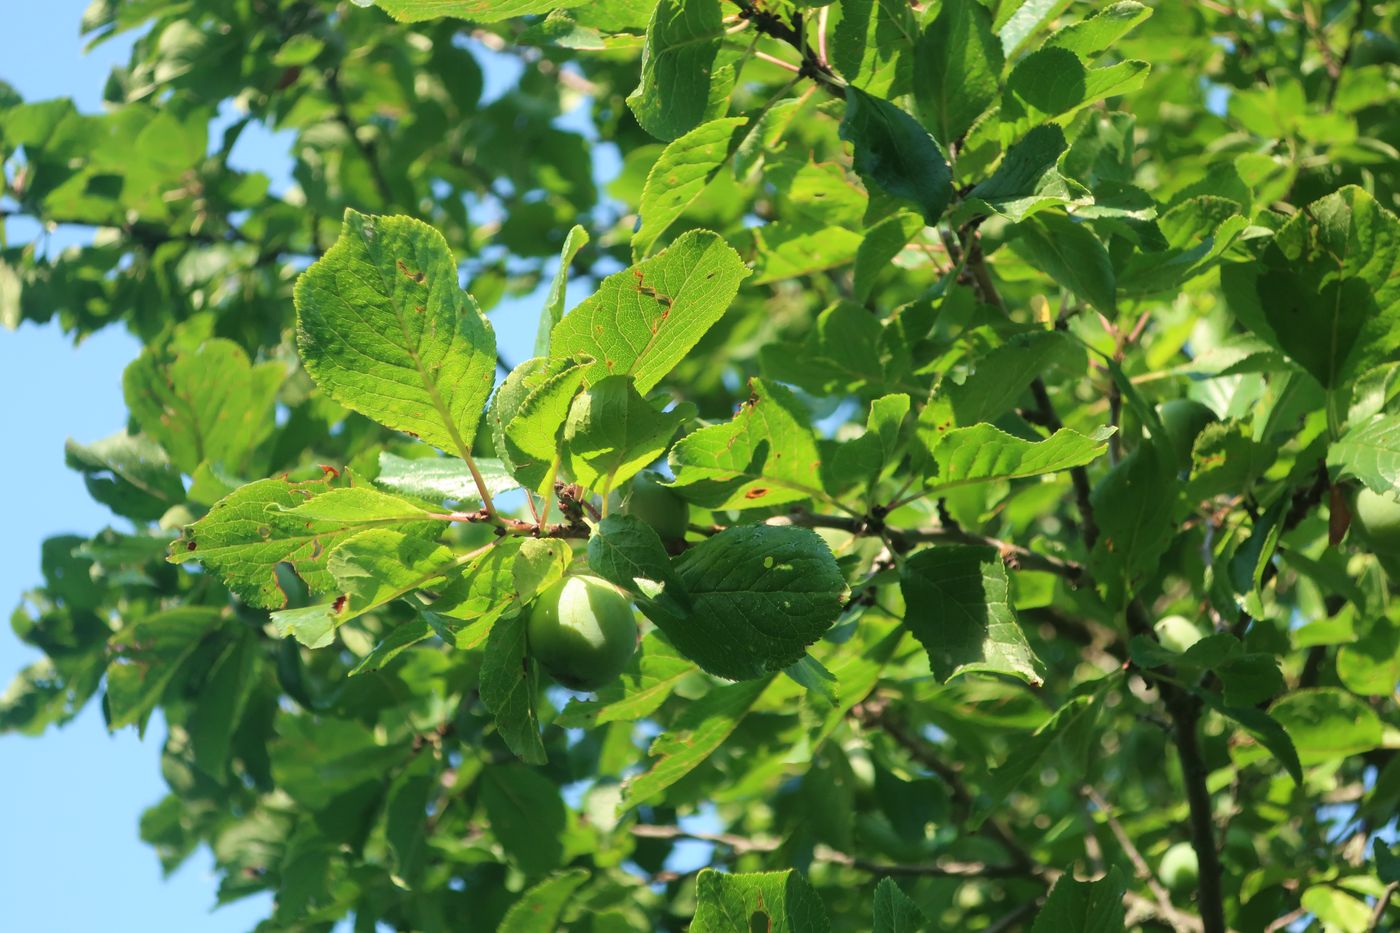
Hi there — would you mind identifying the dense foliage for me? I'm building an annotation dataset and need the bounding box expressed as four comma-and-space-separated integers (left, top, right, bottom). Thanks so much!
5, 0, 1400, 930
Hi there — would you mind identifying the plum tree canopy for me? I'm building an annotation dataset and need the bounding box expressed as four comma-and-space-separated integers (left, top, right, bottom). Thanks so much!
4, 0, 1400, 930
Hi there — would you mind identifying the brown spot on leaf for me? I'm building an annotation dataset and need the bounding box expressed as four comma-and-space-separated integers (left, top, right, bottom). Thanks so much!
396, 260, 426, 284
333, 594, 348, 613
185, 539, 198, 552
745, 487, 770, 500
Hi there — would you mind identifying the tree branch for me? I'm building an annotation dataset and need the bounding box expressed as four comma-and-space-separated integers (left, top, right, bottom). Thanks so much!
726, 0, 845, 96
1164, 689, 1227, 933
780, 510, 1086, 583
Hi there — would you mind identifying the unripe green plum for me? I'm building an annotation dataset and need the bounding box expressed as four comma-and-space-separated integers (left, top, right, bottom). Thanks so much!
1159, 842, 1200, 894
1351, 487, 1400, 556
527, 575, 638, 691
625, 472, 690, 544
1154, 614, 1205, 654
1156, 399, 1218, 467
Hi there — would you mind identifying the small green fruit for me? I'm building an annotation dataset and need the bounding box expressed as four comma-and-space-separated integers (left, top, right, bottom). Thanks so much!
1159, 841, 1200, 893
527, 575, 638, 691
1154, 614, 1205, 654
1352, 487, 1400, 556
1156, 399, 1218, 467
625, 472, 690, 544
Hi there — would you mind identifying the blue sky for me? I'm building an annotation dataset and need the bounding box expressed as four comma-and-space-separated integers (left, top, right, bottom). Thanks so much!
0, 4, 595, 929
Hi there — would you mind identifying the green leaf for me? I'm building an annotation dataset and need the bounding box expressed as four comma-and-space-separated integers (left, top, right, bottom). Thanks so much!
669, 378, 829, 510
294, 210, 496, 458
491, 357, 576, 486
0, 661, 75, 736
1014, 211, 1117, 312
375, 0, 588, 24
1328, 414, 1400, 494
270, 716, 403, 812
123, 337, 283, 476
627, 0, 724, 140
1044, 1, 1152, 59
555, 633, 695, 728
349, 615, 435, 676
853, 212, 925, 302
384, 755, 434, 886
106, 608, 221, 731
563, 375, 687, 494
634, 117, 747, 258
1222, 186, 1400, 389
1090, 444, 1176, 605
1268, 687, 1384, 766
944, 330, 1084, 426
1204, 697, 1303, 785
1118, 209, 1249, 298
913, 0, 1003, 145
1186, 420, 1270, 500
667, 524, 849, 681
1299, 885, 1374, 932
926, 423, 1113, 492
480, 611, 546, 764
997, 0, 1072, 56
65, 431, 185, 522
1337, 613, 1400, 697
784, 653, 838, 705
375, 451, 520, 504
187, 629, 257, 775
840, 87, 953, 226
535, 224, 590, 357
1030, 867, 1126, 933
830, 393, 912, 493
272, 530, 457, 648
831, 0, 917, 98
499, 869, 591, 933
170, 478, 443, 610
960, 125, 1087, 223
691, 868, 831, 932
873, 877, 928, 933
899, 545, 1042, 685
480, 764, 566, 875
759, 301, 900, 395
1002, 49, 1150, 143
587, 514, 687, 606
972, 691, 1101, 827
428, 541, 533, 650
622, 675, 771, 809
501, 359, 588, 493
1375, 839, 1400, 885
551, 230, 749, 392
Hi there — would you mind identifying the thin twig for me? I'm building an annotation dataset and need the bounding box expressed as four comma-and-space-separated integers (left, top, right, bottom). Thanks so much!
752, 49, 802, 73
1083, 787, 1200, 932
1370, 882, 1398, 931
1264, 908, 1307, 932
